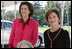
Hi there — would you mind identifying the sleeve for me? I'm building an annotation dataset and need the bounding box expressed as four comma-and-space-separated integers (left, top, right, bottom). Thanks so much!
31, 22, 39, 47
43, 30, 48, 48
8, 19, 16, 48
64, 30, 70, 48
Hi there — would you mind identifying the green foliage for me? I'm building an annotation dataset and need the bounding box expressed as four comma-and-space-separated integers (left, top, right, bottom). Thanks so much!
4, 11, 15, 21
45, 1, 71, 25
64, 1, 71, 24
2, 1, 71, 26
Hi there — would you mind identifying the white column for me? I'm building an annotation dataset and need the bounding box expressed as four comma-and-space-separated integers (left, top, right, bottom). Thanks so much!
1, 1, 4, 48
14, 1, 17, 19
61, 1, 64, 28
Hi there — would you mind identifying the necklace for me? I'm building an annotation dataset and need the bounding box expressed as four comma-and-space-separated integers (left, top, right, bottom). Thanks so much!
47, 27, 61, 48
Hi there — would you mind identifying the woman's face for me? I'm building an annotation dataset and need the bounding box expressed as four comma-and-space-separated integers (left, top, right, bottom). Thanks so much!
48, 12, 59, 26
21, 5, 30, 17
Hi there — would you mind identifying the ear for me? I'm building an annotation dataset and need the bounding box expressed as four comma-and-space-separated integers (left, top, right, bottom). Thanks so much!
29, 11, 30, 14
58, 18, 61, 23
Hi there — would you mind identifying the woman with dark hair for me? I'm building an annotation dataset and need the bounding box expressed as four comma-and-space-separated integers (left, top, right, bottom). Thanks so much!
8, 2, 39, 48
44, 8, 70, 48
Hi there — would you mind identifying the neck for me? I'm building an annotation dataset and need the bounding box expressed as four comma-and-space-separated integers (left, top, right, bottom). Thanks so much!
50, 24, 60, 32
23, 16, 29, 22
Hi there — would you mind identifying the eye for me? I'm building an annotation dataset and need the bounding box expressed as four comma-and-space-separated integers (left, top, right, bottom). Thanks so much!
48, 16, 51, 19
25, 8, 27, 10
53, 16, 56, 18
21, 8, 23, 10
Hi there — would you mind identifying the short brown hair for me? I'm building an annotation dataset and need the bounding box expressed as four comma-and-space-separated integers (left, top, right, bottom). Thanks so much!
19, 1, 34, 17
45, 8, 61, 23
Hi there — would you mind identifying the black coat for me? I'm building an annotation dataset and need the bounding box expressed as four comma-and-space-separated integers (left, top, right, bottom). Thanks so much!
44, 28, 70, 48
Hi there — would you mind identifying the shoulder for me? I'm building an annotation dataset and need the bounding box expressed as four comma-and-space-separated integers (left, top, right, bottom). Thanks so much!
13, 18, 22, 22
60, 28, 70, 42
29, 18, 39, 25
61, 28, 69, 33
44, 29, 49, 35
61, 28, 69, 36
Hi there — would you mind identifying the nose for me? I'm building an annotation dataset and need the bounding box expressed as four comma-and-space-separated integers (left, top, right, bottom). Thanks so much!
22, 9, 25, 12
50, 17, 54, 21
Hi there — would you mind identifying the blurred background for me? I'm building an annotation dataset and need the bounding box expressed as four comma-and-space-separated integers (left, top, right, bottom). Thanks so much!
1, 1, 71, 48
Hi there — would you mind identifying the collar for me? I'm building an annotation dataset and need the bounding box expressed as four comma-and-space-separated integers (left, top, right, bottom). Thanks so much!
20, 18, 30, 25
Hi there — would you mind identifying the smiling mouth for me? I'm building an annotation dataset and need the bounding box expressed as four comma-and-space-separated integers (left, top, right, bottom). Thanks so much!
51, 21, 56, 23
22, 12, 26, 14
